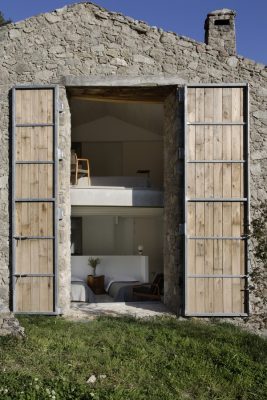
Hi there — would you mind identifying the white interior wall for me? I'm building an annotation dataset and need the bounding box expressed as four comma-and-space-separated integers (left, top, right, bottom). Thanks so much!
71, 255, 149, 283
82, 216, 115, 255
82, 142, 123, 176
81, 141, 162, 187
79, 215, 163, 281
122, 142, 163, 188
114, 217, 134, 255
72, 111, 163, 188
133, 217, 163, 281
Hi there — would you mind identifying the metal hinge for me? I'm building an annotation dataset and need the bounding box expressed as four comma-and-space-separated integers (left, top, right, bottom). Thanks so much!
178, 147, 185, 160
177, 87, 184, 102
58, 208, 64, 220
58, 148, 63, 161
178, 223, 185, 234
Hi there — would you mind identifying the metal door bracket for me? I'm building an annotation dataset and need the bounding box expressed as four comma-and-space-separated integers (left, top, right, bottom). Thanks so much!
178, 87, 184, 102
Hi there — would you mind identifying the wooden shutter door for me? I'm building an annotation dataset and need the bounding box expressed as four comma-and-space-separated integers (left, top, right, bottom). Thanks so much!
184, 85, 249, 316
12, 86, 58, 314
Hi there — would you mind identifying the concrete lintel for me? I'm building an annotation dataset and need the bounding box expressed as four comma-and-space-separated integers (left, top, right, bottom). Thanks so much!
62, 75, 186, 87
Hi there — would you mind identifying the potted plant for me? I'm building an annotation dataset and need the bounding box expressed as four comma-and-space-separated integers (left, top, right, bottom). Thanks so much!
88, 257, 101, 276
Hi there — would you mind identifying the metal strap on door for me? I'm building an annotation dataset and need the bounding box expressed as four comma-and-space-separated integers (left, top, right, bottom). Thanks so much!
183, 84, 249, 316
12, 86, 59, 314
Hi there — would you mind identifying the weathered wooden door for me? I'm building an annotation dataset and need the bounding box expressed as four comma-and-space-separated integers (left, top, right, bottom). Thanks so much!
184, 84, 249, 316
12, 86, 58, 314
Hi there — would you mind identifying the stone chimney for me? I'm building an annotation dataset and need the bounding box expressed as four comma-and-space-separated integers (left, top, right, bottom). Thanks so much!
205, 9, 236, 55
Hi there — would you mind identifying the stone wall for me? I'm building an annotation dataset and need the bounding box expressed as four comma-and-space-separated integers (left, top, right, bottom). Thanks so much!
0, 85, 10, 313
163, 89, 184, 313
0, 2, 266, 329
58, 86, 71, 313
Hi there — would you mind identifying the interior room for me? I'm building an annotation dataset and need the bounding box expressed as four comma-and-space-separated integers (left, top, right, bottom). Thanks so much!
69, 91, 164, 189
71, 209, 163, 303
68, 88, 165, 305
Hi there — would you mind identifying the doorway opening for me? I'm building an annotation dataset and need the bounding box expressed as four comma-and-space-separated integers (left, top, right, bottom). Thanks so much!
67, 86, 172, 305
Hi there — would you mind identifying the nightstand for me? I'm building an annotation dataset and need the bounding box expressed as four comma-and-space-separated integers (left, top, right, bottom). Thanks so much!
87, 275, 105, 294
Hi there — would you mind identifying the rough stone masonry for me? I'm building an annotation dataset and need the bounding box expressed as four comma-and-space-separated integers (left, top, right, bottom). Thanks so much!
0, 3, 266, 334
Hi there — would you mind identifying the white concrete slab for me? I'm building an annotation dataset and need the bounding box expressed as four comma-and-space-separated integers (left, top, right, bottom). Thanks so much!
70, 187, 163, 207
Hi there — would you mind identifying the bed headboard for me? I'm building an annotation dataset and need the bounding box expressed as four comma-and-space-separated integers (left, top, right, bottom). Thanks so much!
71, 255, 149, 283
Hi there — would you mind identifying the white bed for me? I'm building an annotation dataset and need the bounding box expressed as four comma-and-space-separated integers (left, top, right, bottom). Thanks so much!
71, 277, 96, 302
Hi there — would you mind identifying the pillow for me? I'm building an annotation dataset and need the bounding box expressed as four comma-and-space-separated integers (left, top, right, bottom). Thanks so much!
104, 275, 112, 287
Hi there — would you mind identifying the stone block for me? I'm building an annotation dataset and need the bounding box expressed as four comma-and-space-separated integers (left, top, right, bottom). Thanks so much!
9, 29, 22, 40
110, 58, 127, 66
253, 110, 267, 123
45, 13, 62, 23
227, 56, 238, 68
133, 54, 154, 65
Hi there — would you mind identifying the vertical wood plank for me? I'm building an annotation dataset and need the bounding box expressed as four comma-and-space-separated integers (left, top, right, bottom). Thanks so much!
187, 88, 196, 313
222, 88, 233, 313
187, 204, 196, 313
194, 88, 205, 312
213, 88, 223, 312
46, 88, 54, 316
30, 90, 41, 310
22, 91, 32, 310
204, 88, 214, 313
40, 90, 50, 311
231, 88, 243, 313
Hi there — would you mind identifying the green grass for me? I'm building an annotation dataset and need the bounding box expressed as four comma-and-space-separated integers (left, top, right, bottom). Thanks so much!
0, 316, 266, 400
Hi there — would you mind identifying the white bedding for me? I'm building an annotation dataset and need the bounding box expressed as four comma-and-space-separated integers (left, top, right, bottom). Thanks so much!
71, 277, 95, 302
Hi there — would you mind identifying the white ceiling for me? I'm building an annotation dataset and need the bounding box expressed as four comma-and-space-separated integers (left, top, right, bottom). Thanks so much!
70, 98, 164, 135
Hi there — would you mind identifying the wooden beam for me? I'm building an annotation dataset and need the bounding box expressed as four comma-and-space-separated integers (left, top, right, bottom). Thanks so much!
71, 95, 163, 104
68, 86, 174, 104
